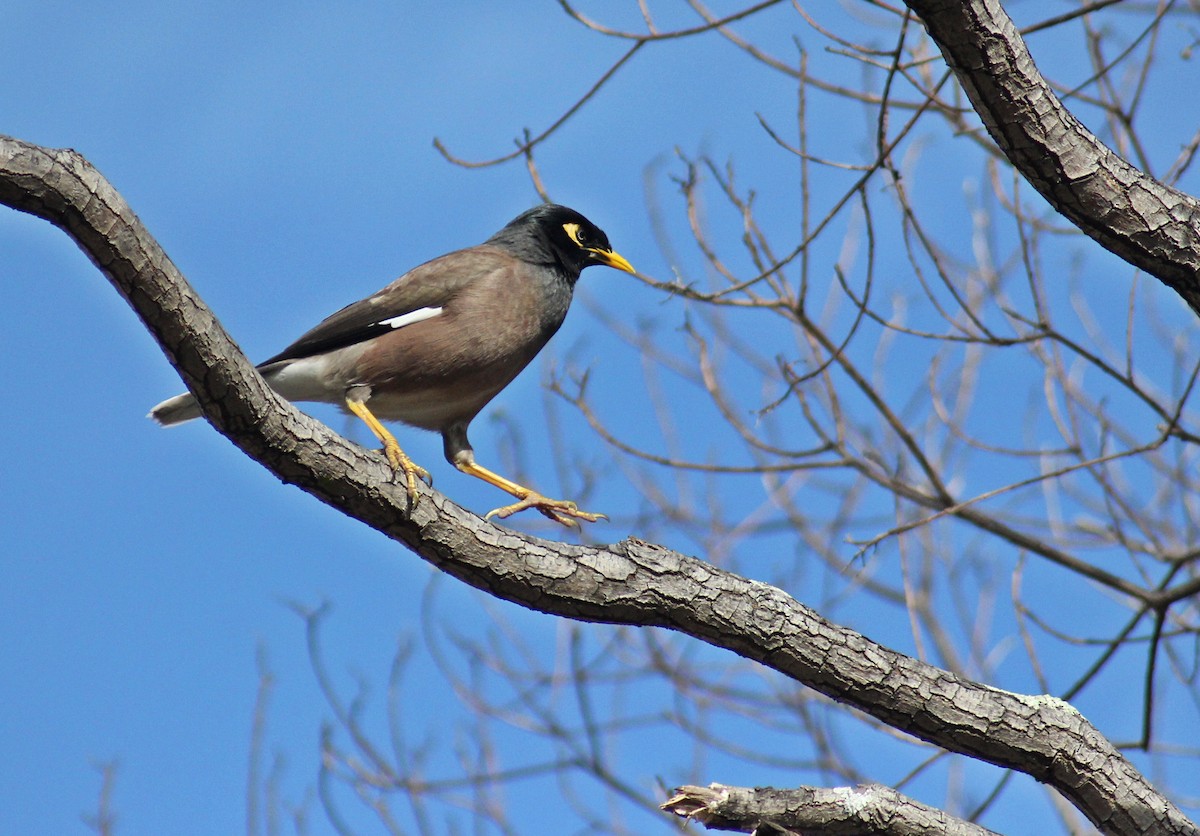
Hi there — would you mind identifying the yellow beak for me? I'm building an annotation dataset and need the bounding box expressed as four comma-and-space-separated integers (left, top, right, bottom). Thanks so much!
589, 248, 636, 274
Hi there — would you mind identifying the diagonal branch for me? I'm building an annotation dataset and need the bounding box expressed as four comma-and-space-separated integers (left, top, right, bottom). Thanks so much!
0, 134, 1193, 836
903, 0, 1200, 316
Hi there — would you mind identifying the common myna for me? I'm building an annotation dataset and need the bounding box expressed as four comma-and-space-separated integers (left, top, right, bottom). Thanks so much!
150, 203, 635, 526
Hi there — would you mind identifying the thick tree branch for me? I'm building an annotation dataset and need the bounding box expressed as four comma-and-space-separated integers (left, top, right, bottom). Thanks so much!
1, 134, 1193, 836
904, 0, 1200, 316
661, 783, 1000, 835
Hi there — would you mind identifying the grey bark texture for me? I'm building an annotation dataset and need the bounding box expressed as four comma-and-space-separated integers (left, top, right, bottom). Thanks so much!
661, 782, 1002, 835
904, 0, 1200, 316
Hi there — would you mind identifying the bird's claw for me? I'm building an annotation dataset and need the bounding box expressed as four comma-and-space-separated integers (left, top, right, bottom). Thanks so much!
485, 493, 607, 527
382, 441, 432, 500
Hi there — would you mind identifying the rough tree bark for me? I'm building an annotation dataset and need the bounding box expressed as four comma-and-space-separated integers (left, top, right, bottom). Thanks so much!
0, 133, 1193, 835
903, 0, 1200, 315
661, 783, 1002, 835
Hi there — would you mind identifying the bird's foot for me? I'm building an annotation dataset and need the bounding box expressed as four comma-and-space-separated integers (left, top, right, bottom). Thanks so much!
485, 492, 607, 527
382, 440, 432, 499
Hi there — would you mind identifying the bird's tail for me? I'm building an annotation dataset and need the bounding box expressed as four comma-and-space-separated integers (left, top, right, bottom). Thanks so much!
149, 360, 313, 425
148, 392, 204, 426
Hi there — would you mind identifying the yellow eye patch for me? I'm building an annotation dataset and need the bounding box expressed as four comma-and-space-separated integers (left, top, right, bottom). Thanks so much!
562, 222, 584, 246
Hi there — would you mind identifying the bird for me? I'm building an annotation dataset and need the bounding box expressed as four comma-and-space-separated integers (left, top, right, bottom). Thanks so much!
149, 203, 635, 526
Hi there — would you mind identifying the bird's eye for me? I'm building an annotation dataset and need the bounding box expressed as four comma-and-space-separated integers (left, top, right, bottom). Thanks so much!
563, 222, 587, 247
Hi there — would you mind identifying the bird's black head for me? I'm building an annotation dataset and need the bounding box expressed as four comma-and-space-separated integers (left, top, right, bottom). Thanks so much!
488, 204, 635, 281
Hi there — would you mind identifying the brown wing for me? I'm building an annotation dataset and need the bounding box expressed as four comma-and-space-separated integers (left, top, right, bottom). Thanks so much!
258, 246, 517, 366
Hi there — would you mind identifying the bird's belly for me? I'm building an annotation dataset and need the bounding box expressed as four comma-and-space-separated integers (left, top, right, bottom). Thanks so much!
363, 374, 507, 430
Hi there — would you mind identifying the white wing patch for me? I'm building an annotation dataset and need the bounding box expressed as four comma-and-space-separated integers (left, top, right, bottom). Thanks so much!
378, 306, 444, 330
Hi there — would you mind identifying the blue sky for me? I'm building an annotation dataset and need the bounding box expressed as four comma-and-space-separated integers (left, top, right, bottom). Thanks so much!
4, 3, 1199, 834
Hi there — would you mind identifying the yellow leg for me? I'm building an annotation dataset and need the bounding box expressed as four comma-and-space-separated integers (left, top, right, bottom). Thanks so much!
456, 458, 606, 527
344, 397, 430, 499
